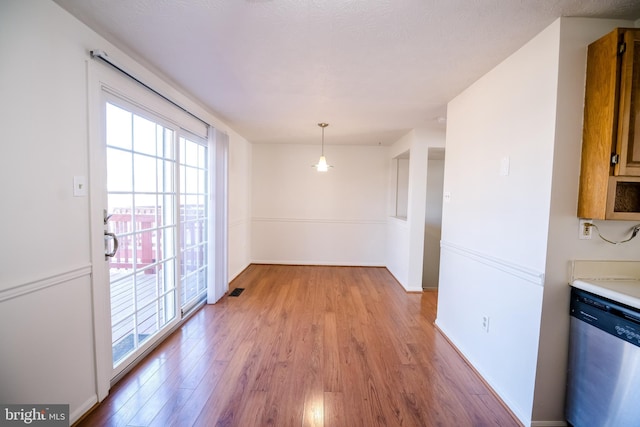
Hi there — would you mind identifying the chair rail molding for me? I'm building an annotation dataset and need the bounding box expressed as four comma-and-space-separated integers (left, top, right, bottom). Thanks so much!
440, 241, 545, 287
0, 264, 92, 303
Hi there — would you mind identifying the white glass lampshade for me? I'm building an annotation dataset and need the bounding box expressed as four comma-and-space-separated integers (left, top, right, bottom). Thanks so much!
315, 155, 329, 172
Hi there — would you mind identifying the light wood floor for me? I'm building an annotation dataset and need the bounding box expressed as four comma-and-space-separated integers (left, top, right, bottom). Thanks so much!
77, 264, 520, 427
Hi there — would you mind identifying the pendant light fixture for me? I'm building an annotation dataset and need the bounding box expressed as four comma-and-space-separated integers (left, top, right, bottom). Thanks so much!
313, 122, 333, 172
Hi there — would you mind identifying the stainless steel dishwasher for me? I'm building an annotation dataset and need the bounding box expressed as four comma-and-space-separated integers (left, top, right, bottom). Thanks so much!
566, 287, 640, 426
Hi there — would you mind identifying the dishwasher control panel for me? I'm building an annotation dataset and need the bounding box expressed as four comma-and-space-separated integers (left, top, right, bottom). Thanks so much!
571, 287, 640, 348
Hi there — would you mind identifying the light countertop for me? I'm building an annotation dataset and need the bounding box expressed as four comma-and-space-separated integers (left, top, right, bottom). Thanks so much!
571, 260, 640, 309
571, 279, 640, 310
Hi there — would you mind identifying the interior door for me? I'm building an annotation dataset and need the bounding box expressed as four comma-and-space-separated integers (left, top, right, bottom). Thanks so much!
104, 98, 180, 374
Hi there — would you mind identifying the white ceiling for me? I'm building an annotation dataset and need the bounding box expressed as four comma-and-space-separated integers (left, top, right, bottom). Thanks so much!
54, 0, 640, 146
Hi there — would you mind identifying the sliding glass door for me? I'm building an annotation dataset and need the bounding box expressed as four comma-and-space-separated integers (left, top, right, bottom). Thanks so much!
104, 96, 209, 374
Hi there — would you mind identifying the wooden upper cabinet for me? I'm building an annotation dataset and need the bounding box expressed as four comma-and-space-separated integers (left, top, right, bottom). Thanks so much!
616, 30, 640, 176
578, 28, 640, 220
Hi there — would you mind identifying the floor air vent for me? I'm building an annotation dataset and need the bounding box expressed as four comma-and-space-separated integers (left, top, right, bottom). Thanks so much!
229, 288, 245, 297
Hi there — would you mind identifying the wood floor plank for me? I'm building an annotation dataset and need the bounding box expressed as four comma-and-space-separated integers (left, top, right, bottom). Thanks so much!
323, 312, 342, 393
191, 340, 254, 426
76, 265, 521, 427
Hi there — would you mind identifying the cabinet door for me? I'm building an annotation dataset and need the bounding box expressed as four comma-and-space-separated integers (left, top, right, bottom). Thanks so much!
616, 30, 640, 176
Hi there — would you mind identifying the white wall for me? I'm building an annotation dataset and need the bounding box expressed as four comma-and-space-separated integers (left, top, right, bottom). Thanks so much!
437, 17, 638, 426
251, 143, 388, 265
0, 0, 252, 422
395, 156, 410, 218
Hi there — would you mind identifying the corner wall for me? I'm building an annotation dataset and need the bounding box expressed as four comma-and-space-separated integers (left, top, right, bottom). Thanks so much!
387, 128, 445, 291
436, 20, 562, 424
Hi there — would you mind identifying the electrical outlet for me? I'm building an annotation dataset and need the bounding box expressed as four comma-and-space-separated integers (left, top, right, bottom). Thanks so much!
579, 219, 592, 240
482, 316, 490, 333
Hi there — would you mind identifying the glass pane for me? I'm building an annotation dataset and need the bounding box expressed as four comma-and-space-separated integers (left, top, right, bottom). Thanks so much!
185, 166, 198, 194
161, 194, 175, 228
106, 148, 132, 192
198, 169, 207, 194
198, 195, 207, 217
137, 302, 158, 337
134, 195, 157, 231
135, 267, 157, 307
183, 247, 196, 275
198, 267, 207, 294
106, 103, 132, 150
133, 115, 157, 156
182, 274, 195, 304
156, 159, 165, 196
180, 164, 186, 194
158, 259, 175, 293
179, 138, 186, 164
156, 126, 165, 158
195, 244, 205, 266
163, 159, 175, 194
107, 193, 133, 234
134, 153, 157, 193
180, 221, 189, 247
162, 286, 176, 323
136, 230, 157, 269
198, 144, 206, 168
112, 314, 135, 365
186, 141, 198, 166
194, 220, 207, 243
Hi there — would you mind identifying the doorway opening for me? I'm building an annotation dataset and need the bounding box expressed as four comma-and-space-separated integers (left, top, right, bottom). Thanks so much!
422, 148, 445, 289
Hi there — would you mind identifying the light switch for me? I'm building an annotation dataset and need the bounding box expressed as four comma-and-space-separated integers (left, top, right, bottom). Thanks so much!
443, 191, 451, 203
74, 176, 87, 197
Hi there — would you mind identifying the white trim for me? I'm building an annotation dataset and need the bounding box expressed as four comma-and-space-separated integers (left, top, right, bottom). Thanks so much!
440, 241, 545, 286
0, 265, 92, 303
70, 395, 98, 425
229, 217, 250, 228
87, 58, 112, 402
252, 217, 386, 225
250, 259, 386, 267
531, 421, 568, 427
435, 320, 530, 426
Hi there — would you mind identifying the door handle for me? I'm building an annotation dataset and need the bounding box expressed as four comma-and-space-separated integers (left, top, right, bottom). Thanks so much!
105, 231, 119, 259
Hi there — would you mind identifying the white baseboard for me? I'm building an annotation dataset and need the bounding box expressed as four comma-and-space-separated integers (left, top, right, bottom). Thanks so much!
531, 421, 568, 427
71, 394, 98, 424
